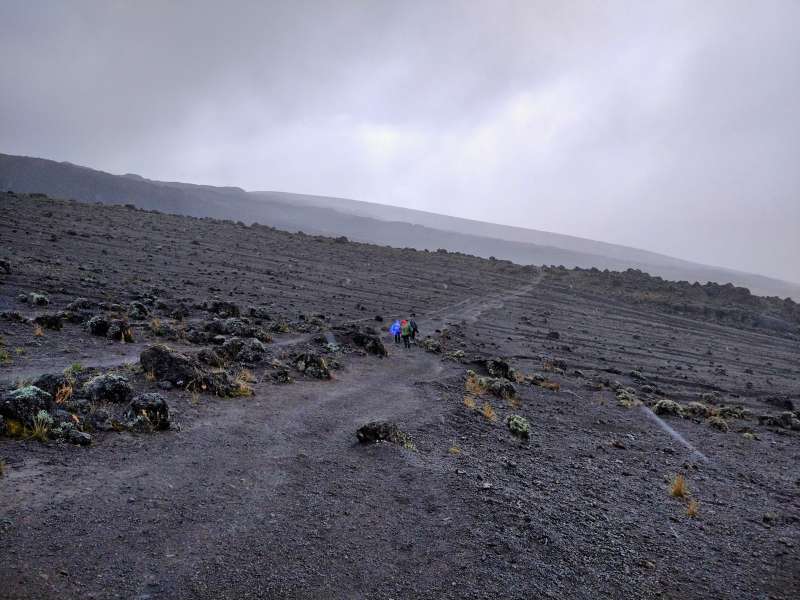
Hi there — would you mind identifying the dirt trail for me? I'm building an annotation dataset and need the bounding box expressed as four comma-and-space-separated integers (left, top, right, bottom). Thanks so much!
0, 289, 522, 599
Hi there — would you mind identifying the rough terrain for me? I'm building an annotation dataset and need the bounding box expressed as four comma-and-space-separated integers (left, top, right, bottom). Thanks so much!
1, 193, 798, 599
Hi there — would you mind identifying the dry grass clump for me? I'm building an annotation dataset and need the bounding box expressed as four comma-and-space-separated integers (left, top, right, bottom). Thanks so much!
33, 324, 45, 337
670, 473, 688, 498
0, 458, 6, 477
54, 384, 73, 404
30, 411, 52, 442
231, 368, 255, 397
481, 402, 497, 422
538, 381, 560, 392
686, 499, 700, 518
144, 370, 156, 382
149, 318, 162, 333
448, 445, 461, 455
465, 371, 485, 396
122, 326, 135, 343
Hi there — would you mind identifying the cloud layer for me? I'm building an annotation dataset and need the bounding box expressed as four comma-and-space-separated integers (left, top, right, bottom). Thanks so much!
1, 1, 798, 282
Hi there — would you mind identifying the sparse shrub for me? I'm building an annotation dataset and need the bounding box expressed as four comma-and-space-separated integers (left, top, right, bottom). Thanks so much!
506, 414, 530, 439
481, 402, 497, 422
538, 380, 560, 392
463, 396, 476, 409
30, 410, 53, 442
685, 402, 713, 418
654, 399, 685, 417
0, 348, 10, 363
686, 499, 700, 518
144, 370, 156, 382
122, 326, 134, 343
230, 369, 255, 397
670, 474, 687, 498
706, 416, 729, 432
615, 388, 638, 407
448, 446, 461, 455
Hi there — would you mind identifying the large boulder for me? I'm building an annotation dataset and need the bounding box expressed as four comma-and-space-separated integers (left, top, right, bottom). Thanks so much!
0, 386, 53, 427
126, 393, 170, 431
83, 374, 133, 403
350, 331, 387, 357
140, 344, 200, 386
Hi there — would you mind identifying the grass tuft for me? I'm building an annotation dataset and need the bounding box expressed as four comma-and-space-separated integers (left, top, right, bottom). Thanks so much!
686, 499, 700, 518
481, 402, 497, 422
670, 473, 687, 498
33, 324, 44, 337
54, 384, 73, 404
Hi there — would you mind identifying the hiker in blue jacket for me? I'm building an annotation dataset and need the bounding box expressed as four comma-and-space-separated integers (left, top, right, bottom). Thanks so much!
390, 319, 402, 344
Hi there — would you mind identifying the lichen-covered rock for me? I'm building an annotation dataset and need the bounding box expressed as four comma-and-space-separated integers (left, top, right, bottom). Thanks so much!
653, 399, 685, 417
420, 337, 441, 353
83, 374, 133, 403
356, 421, 414, 448
140, 344, 200, 385
126, 393, 170, 431
506, 414, 530, 439
294, 352, 331, 379
66, 297, 94, 312
87, 315, 110, 336
128, 301, 149, 320
31, 373, 70, 398
486, 358, 518, 381
759, 412, 800, 431
34, 313, 63, 331
29, 292, 49, 306
106, 318, 132, 342
0, 386, 52, 427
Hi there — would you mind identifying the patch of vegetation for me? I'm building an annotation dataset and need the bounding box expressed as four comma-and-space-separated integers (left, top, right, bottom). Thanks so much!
33, 324, 45, 337
30, 410, 53, 442
0, 458, 5, 477
506, 414, 530, 439
669, 473, 687, 498
481, 402, 497, 422
448, 445, 461, 455
686, 499, 700, 518
54, 384, 73, 404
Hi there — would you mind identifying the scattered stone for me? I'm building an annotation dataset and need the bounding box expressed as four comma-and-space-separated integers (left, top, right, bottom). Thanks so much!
356, 421, 414, 449
759, 412, 800, 431
546, 331, 560, 340
126, 393, 170, 431
83, 374, 134, 403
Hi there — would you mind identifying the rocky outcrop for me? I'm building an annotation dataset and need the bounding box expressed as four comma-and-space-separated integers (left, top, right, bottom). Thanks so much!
83, 374, 134, 403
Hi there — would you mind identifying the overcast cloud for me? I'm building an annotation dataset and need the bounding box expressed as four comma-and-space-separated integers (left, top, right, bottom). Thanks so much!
1, 1, 798, 282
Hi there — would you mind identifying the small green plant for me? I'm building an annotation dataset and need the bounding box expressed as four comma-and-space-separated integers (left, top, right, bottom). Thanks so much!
63, 362, 83, 385
30, 410, 53, 442
506, 414, 530, 439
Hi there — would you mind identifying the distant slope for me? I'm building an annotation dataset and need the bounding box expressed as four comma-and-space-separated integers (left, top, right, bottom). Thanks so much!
2, 152, 798, 300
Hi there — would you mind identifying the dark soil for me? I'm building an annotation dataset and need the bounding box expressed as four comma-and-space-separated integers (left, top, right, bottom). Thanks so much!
1, 193, 798, 599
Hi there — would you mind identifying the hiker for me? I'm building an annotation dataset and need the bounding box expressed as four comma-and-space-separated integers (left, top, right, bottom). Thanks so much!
390, 319, 402, 344
409, 318, 419, 341
401, 319, 412, 349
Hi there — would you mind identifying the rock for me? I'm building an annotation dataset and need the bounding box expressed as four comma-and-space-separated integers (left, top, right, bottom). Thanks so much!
685, 402, 713, 418
107, 318, 133, 342
66, 297, 94, 311
356, 421, 414, 448
140, 344, 199, 385
506, 415, 530, 439
33, 313, 63, 331
420, 337, 442, 353
170, 303, 190, 320
31, 373, 70, 398
546, 331, 560, 340
653, 399, 685, 417
208, 300, 240, 318
249, 306, 272, 320
128, 301, 149, 320
486, 358, 515, 380
83, 374, 133, 403
630, 370, 646, 381
759, 412, 800, 431
294, 352, 331, 379
205, 317, 257, 337
270, 368, 293, 384
87, 315, 110, 336
50, 421, 92, 445
237, 338, 267, 363
29, 292, 49, 306
126, 393, 170, 431
762, 396, 794, 411
197, 347, 225, 368
349, 330, 387, 357
0, 386, 52, 427
0, 259, 10, 274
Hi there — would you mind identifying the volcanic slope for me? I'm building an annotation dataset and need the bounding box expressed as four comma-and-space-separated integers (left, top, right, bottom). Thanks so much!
0, 193, 798, 599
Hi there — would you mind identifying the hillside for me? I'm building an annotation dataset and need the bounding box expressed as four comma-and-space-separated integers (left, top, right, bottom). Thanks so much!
1, 152, 798, 300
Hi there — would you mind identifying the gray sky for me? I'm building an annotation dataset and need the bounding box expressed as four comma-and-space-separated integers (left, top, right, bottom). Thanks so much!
1, 1, 798, 282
